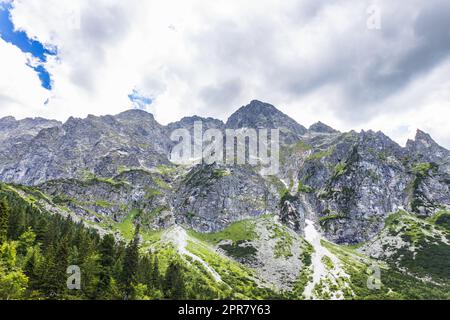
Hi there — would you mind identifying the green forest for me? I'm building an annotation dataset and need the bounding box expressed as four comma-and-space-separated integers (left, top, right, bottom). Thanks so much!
0, 189, 186, 300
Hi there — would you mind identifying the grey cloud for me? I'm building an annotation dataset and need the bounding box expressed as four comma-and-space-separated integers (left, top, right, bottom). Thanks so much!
0, 94, 19, 105
277, 0, 450, 123
199, 79, 243, 113
338, 0, 450, 122
187, 0, 450, 125
284, 0, 330, 23
69, 4, 134, 92
193, 19, 278, 70
400, 0, 450, 77
188, 18, 280, 115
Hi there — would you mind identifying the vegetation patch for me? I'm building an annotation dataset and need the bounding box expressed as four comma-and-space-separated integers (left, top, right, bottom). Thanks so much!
153, 176, 171, 190
145, 188, 162, 199
180, 211, 193, 221
218, 240, 257, 262
116, 209, 140, 239
383, 210, 450, 281
9, 185, 52, 204
189, 219, 256, 244
94, 200, 112, 208
268, 224, 294, 259
292, 141, 312, 153
333, 162, 347, 178
82, 171, 127, 188
322, 255, 334, 270
319, 214, 347, 227
52, 194, 74, 205
409, 162, 439, 214
212, 169, 231, 179
297, 181, 314, 193
393, 238, 450, 281
266, 176, 288, 198
430, 211, 450, 231
323, 240, 450, 300
157, 165, 178, 177
306, 147, 334, 161
186, 241, 282, 299
412, 162, 437, 176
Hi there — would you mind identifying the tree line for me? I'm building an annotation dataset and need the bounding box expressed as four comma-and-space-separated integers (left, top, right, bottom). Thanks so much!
0, 186, 186, 300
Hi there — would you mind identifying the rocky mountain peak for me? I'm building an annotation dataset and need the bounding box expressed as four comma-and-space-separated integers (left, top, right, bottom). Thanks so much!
0, 116, 17, 125
0, 116, 61, 143
114, 109, 157, 123
245, 99, 279, 113
308, 121, 339, 134
167, 116, 225, 132
406, 129, 449, 163
0, 116, 60, 128
226, 100, 307, 144
407, 129, 447, 151
414, 129, 438, 146
226, 100, 298, 126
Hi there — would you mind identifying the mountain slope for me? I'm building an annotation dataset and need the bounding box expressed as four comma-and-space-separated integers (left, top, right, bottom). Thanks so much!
0, 100, 449, 300
1, 182, 448, 300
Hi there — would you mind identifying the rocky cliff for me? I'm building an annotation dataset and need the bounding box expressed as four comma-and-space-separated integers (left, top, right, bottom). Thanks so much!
0, 100, 449, 246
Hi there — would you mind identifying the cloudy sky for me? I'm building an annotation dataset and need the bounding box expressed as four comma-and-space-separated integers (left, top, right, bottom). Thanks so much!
0, 0, 449, 148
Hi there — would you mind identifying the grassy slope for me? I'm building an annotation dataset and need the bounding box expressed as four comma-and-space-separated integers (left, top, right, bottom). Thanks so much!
324, 240, 450, 300
378, 210, 450, 282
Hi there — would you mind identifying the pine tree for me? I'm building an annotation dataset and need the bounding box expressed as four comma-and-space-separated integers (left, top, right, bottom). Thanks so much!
151, 254, 161, 289
36, 243, 58, 297
96, 234, 116, 299
0, 198, 10, 243
164, 261, 185, 300
54, 236, 70, 297
24, 249, 40, 291
7, 205, 25, 240
137, 254, 152, 284
39, 237, 69, 299
99, 234, 115, 267
122, 226, 140, 299
33, 216, 48, 243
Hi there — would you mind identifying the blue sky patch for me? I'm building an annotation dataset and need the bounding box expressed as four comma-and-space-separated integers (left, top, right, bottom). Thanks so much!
128, 89, 153, 110
0, 1, 56, 90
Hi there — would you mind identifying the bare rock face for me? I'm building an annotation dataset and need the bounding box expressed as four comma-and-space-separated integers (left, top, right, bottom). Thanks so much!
0, 111, 172, 185
0, 117, 61, 175
406, 130, 450, 164
38, 168, 175, 227
404, 130, 450, 216
281, 129, 449, 244
279, 193, 306, 234
172, 163, 279, 232
0, 101, 449, 245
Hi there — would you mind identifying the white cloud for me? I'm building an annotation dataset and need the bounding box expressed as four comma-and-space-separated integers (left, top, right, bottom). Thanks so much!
0, 0, 449, 148
0, 39, 50, 118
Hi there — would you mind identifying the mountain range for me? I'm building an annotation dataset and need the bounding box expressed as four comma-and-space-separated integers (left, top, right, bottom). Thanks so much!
0, 100, 449, 300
